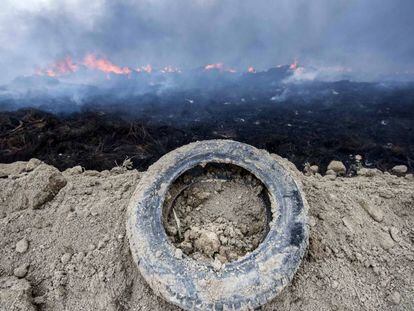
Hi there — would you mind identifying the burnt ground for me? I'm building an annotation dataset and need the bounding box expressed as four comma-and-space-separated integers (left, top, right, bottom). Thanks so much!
1, 80, 414, 173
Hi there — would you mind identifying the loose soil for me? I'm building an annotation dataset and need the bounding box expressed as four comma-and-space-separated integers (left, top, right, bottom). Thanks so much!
163, 163, 269, 265
0, 156, 413, 310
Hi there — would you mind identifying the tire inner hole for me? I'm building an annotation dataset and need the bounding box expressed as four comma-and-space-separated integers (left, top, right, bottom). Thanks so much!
162, 163, 272, 267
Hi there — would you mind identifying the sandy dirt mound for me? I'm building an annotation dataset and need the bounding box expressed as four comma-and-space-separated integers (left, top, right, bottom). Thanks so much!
163, 163, 268, 265
0, 158, 413, 310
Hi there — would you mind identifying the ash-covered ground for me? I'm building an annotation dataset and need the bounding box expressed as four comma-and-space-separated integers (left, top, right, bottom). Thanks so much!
1, 78, 414, 173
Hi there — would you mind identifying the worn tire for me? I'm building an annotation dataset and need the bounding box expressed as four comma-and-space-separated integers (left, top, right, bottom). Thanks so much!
127, 140, 309, 310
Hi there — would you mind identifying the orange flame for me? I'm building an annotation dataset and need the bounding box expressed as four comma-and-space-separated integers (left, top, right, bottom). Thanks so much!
46, 70, 57, 77
204, 63, 237, 73
83, 54, 131, 75
36, 57, 78, 77
141, 64, 153, 74
55, 57, 77, 74
161, 65, 181, 73
135, 65, 153, 73
205, 63, 224, 71
248, 66, 256, 73
289, 59, 299, 70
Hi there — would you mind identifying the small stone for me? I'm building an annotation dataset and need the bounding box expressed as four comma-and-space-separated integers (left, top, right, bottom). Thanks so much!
64, 165, 83, 175
390, 291, 401, 305
327, 161, 346, 175
26, 158, 42, 172
212, 257, 222, 271
174, 248, 183, 259
379, 190, 393, 199
380, 234, 395, 250
325, 169, 337, 176
331, 280, 339, 289
327, 174, 336, 181
304, 163, 318, 175
391, 165, 407, 175
194, 230, 220, 256
27, 165, 67, 209
389, 227, 401, 243
165, 225, 178, 236
226, 251, 238, 262
16, 238, 29, 253
14, 264, 29, 278
309, 216, 317, 227
358, 200, 384, 222
310, 165, 319, 174
88, 244, 96, 251
357, 168, 381, 177
61, 253, 72, 265
355, 155, 363, 161
405, 174, 413, 180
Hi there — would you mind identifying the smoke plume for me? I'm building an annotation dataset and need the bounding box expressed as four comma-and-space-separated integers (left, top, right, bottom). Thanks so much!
0, 0, 413, 83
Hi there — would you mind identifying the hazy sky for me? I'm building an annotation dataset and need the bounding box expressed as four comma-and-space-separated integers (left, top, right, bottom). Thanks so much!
1, 0, 413, 83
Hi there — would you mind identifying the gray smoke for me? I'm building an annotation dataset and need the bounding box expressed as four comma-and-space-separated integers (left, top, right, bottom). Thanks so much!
0, 0, 413, 84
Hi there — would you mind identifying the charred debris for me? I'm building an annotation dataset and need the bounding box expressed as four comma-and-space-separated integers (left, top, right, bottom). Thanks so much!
1, 79, 413, 174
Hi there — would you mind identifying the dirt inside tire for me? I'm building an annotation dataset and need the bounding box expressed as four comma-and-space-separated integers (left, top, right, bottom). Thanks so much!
162, 163, 271, 266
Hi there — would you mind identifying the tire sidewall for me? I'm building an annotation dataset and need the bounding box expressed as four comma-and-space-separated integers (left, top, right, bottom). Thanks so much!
127, 140, 309, 310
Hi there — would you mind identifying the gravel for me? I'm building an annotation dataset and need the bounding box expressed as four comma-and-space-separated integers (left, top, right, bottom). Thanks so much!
327, 160, 346, 175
